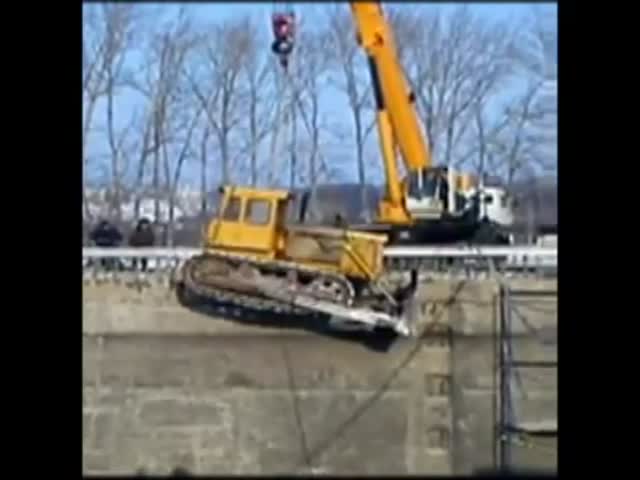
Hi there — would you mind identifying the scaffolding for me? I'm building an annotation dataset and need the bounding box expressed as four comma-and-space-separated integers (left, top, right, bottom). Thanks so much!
496, 285, 558, 473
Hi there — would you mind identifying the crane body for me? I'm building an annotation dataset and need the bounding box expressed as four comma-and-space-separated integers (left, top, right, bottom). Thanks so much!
348, 1, 514, 245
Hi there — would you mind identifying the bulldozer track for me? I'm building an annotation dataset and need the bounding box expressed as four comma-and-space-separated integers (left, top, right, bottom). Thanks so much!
180, 271, 310, 317
178, 254, 357, 319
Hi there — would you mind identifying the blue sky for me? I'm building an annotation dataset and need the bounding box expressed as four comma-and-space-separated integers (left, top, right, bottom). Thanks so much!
149, 2, 541, 23
84, 2, 557, 188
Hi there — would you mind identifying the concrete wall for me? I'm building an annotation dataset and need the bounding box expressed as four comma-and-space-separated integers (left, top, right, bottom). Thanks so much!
82, 276, 557, 475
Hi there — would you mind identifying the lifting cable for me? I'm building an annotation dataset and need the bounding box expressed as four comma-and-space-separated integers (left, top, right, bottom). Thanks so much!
270, 3, 332, 187
278, 63, 335, 188
266, 65, 289, 186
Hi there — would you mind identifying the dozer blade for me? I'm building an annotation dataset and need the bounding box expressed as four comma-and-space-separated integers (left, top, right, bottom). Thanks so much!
251, 274, 415, 337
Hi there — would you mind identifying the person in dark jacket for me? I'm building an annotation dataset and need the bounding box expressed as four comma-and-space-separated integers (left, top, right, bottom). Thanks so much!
128, 218, 155, 271
90, 219, 123, 246
89, 219, 123, 270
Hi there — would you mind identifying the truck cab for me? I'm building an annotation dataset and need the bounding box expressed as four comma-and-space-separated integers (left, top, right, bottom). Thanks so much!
474, 186, 516, 228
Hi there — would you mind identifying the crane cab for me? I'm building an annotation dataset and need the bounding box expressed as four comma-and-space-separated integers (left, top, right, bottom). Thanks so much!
204, 186, 292, 259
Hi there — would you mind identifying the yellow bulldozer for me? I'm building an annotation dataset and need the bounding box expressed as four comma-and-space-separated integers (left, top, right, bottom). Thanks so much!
175, 185, 417, 335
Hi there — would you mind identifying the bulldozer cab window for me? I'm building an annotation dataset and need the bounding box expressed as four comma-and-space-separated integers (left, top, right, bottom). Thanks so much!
223, 196, 242, 221
245, 199, 271, 225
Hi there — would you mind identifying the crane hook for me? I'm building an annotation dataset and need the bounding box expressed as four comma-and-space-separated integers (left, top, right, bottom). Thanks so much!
271, 11, 295, 70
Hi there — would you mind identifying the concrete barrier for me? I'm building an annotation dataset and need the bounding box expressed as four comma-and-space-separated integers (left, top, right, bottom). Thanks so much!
82, 277, 557, 475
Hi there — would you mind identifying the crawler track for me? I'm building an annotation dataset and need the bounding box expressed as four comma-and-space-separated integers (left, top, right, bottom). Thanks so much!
179, 253, 355, 317
176, 253, 413, 335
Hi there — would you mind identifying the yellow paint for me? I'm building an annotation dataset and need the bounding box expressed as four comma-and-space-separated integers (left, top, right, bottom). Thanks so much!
456, 172, 478, 192
350, 2, 479, 225
202, 185, 388, 281
205, 186, 289, 259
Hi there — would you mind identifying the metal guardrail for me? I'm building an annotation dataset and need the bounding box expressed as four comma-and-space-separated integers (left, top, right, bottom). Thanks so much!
383, 246, 557, 258
82, 246, 557, 260
385, 246, 557, 269
81, 246, 557, 276
82, 247, 199, 258
82, 249, 187, 279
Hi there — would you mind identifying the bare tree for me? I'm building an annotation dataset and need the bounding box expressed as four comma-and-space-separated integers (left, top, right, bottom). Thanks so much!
390, 6, 518, 169
288, 26, 332, 210
199, 124, 211, 217
237, 17, 278, 187
83, 3, 556, 228
325, 5, 377, 220
123, 7, 202, 242
487, 82, 546, 187
130, 108, 154, 220
82, 3, 139, 220
454, 97, 510, 179
163, 105, 204, 245
102, 5, 140, 221
265, 61, 292, 188
424, 5, 558, 190
187, 16, 254, 186
474, 7, 557, 186
517, 6, 557, 176
83, 6, 105, 220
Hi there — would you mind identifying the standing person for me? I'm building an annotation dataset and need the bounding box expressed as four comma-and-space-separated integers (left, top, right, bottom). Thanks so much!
89, 219, 123, 270
128, 217, 155, 272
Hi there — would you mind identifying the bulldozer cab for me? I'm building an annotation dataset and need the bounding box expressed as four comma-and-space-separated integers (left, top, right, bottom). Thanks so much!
205, 185, 291, 258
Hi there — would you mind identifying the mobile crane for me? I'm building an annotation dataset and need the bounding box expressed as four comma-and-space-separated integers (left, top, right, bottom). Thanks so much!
346, 2, 514, 245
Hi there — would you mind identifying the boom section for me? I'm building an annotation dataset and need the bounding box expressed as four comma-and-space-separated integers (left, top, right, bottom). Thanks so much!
350, 1, 433, 174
